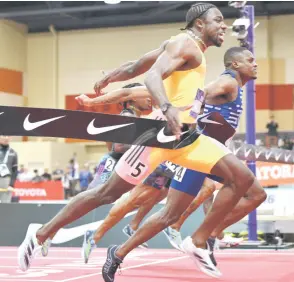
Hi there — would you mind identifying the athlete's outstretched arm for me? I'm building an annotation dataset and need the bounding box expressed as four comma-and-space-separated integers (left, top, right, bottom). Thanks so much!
94, 41, 169, 94
112, 110, 136, 153
144, 36, 199, 138
76, 86, 150, 107
204, 75, 238, 101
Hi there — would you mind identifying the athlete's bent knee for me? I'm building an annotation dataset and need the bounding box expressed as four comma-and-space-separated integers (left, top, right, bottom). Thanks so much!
216, 155, 255, 193
260, 186, 267, 200
255, 189, 267, 204
246, 182, 267, 204
234, 170, 255, 192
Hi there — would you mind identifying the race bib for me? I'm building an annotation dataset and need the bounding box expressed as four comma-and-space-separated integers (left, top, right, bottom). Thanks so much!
190, 89, 205, 119
104, 157, 116, 172
165, 161, 178, 173
173, 166, 187, 182
128, 160, 148, 179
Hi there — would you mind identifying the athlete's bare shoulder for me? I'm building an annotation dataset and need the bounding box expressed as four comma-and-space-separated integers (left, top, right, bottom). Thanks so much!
166, 33, 203, 69
221, 74, 239, 101
205, 74, 239, 104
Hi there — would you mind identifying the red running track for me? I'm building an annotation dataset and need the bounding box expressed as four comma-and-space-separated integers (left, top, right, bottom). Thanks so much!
1, 247, 294, 282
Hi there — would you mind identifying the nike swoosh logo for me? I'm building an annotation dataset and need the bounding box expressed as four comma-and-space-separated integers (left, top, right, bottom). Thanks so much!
232, 145, 242, 156
23, 114, 66, 131
275, 152, 283, 161
87, 119, 134, 135
199, 115, 223, 125
254, 149, 264, 159
0, 112, 3, 115
28, 210, 137, 244
244, 148, 252, 158
157, 127, 189, 143
265, 151, 272, 159
285, 154, 291, 162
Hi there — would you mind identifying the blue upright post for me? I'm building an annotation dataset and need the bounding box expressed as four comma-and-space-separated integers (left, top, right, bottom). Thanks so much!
245, 5, 257, 241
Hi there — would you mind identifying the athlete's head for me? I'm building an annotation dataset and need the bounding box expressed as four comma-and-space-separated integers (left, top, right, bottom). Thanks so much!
0, 135, 10, 146
122, 83, 152, 112
224, 47, 258, 80
183, 3, 227, 47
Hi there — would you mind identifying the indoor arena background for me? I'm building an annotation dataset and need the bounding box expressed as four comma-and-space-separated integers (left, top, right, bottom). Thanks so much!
0, 1, 294, 281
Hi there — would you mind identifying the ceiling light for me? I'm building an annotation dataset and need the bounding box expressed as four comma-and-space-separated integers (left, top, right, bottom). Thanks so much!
104, 0, 121, 4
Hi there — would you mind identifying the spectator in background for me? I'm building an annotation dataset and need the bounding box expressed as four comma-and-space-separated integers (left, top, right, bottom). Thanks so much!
255, 139, 263, 146
62, 167, 71, 199
52, 163, 64, 181
282, 135, 294, 150
17, 167, 33, 182
266, 116, 279, 148
0, 136, 18, 203
278, 138, 284, 148
79, 164, 93, 192
18, 164, 25, 174
42, 168, 51, 181
69, 158, 79, 196
32, 169, 43, 183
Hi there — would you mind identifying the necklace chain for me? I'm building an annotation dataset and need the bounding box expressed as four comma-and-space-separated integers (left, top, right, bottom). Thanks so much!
186, 30, 207, 49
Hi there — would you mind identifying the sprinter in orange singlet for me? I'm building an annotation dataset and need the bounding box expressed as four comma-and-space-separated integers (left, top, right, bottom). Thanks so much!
18, 3, 260, 280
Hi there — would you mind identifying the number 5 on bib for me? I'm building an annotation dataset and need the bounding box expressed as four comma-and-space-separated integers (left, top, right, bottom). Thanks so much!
129, 161, 147, 178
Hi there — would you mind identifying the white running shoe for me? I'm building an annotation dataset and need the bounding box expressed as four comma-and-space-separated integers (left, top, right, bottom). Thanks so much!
181, 236, 222, 279
220, 234, 243, 247
18, 224, 42, 272
163, 227, 184, 252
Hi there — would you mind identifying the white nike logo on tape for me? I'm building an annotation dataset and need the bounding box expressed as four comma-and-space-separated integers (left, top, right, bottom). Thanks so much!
275, 152, 283, 161
244, 148, 252, 158
23, 114, 66, 131
199, 115, 223, 125
87, 119, 134, 135
232, 146, 242, 155
157, 127, 189, 143
0, 112, 3, 115
265, 151, 272, 159
285, 154, 291, 162
254, 148, 264, 159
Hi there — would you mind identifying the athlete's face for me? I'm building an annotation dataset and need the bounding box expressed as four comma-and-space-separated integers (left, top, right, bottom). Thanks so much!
237, 50, 258, 80
134, 98, 152, 111
202, 8, 227, 47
